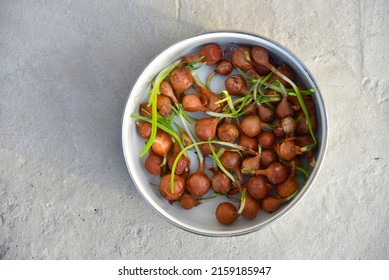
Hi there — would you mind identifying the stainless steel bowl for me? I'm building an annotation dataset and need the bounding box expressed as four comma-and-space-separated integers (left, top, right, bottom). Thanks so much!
122, 31, 328, 236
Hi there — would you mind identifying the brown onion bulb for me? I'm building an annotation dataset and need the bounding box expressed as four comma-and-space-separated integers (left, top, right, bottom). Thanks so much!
225, 74, 249, 95
220, 151, 242, 172
220, 151, 242, 181
251, 46, 272, 69
231, 46, 253, 70
199, 143, 219, 157
217, 121, 240, 143
276, 139, 303, 161
241, 153, 261, 173
210, 168, 232, 194
215, 59, 233, 75
260, 195, 288, 213
179, 194, 200, 210
245, 68, 260, 79
194, 117, 221, 141
186, 162, 211, 198
186, 172, 211, 198
182, 93, 208, 112
136, 121, 152, 139
275, 171, 299, 198
241, 115, 267, 137
256, 104, 275, 122
246, 175, 272, 199
168, 142, 189, 175
152, 129, 173, 158
276, 96, 295, 119
273, 119, 286, 138
254, 63, 271, 76
239, 133, 259, 154
139, 102, 152, 117
159, 174, 185, 201
260, 149, 278, 169
170, 66, 193, 95
281, 116, 296, 136
160, 80, 179, 104
257, 131, 276, 149
255, 162, 288, 184
199, 43, 223, 65
195, 83, 223, 113
215, 202, 238, 225
157, 94, 172, 118
144, 149, 163, 175
240, 196, 260, 220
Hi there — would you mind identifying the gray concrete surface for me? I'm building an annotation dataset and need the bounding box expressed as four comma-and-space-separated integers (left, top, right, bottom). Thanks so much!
1, 0, 388, 259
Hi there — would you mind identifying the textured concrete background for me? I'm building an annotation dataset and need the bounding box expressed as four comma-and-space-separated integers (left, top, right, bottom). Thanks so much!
1, 0, 388, 259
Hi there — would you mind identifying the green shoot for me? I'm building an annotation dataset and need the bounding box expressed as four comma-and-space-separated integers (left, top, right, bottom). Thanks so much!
208, 139, 236, 183
296, 166, 309, 183
170, 140, 257, 193
131, 114, 183, 150
216, 90, 236, 113
188, 56, 205, 71
206, 87, 255, 118
244, 51, 251, 61
199, 192, 221, 202
206, 71, 216, 90
270, 66, 317, 145
242, 169, 256, 175
139, 59, 181, 157
173, 105, 204, 165
286, 188, 299, 201
237, 188, 247, 215
287, 88, 314, 96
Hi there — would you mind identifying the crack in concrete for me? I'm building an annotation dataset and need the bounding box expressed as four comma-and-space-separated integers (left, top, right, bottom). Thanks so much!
358, 0, 366, 81
175, 0, 181, 21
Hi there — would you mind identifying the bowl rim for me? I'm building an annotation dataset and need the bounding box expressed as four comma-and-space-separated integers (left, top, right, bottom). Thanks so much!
121, 30, 328, 237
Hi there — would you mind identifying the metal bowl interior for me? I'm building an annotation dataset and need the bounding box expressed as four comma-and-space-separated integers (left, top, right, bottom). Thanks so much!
122, 31, 328, 236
